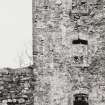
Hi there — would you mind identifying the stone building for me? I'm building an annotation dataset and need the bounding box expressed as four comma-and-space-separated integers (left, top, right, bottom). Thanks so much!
0, 0, 105, 105
32, 0, 105, 105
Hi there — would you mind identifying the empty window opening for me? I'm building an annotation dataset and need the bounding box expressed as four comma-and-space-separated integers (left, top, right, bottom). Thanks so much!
72, 39, 88, 45
73, 56, 83, 64
73, 93, 89, 105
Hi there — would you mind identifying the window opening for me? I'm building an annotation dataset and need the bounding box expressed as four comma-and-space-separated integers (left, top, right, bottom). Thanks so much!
73, 93, 89, 105
72, 38, 88, 45
73, 56, 83, 64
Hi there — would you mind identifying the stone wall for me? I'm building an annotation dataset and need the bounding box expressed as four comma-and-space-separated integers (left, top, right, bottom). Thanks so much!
33, 66, 105, 105
0, 66, 105, 105
0, 67, 35, 105
1, 0, 105, 105
32, 0, 105, 105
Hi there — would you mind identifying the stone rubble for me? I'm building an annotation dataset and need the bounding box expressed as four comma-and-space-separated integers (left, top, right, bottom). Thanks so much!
0, 67, 35, 105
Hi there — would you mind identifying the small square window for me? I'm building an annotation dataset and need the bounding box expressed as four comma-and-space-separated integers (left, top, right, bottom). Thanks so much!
73, 56, 83, 64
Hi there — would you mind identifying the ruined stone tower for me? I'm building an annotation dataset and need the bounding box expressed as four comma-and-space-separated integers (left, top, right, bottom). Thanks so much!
32, 0, 105, 105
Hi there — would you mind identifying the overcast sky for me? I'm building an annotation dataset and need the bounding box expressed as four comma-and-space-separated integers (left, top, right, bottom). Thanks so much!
0, 0, 32, 68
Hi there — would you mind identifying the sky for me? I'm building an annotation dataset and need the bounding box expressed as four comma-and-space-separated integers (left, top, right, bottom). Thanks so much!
0, 0, 32, 68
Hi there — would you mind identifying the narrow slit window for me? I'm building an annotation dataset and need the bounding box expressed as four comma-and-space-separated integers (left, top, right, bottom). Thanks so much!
72, 39, 88, 45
